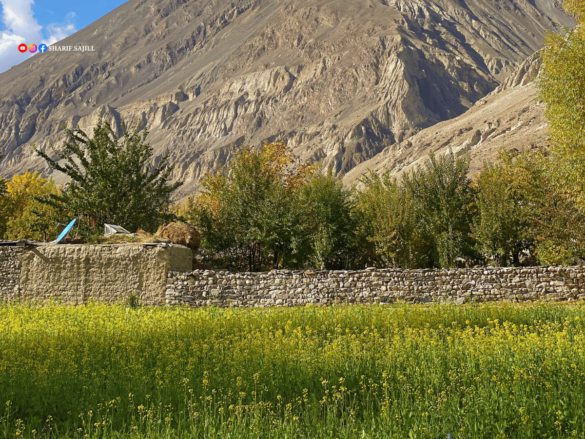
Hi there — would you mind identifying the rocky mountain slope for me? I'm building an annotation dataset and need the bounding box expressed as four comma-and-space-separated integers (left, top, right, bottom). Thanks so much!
0, 0, 572, 194
343, 52, 547, 184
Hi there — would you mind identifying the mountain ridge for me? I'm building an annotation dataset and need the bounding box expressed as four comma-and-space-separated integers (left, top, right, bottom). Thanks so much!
0, 0, 573, 195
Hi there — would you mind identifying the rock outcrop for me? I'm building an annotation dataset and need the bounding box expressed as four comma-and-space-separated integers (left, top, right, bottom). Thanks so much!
343, 52, 548, 184
0, 0, 573, 194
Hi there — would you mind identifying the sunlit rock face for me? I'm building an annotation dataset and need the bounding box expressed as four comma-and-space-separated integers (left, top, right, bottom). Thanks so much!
343, 53, 549, 186
0, 0, 572, 195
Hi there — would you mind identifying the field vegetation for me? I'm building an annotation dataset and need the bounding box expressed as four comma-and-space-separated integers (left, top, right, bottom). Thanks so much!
2, 302, 585, 438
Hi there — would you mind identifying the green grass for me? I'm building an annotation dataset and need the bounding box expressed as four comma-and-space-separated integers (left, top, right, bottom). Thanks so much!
1, 302, 585, 438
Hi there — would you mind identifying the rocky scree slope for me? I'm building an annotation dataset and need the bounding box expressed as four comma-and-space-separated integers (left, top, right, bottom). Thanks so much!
0, 0, 572, 195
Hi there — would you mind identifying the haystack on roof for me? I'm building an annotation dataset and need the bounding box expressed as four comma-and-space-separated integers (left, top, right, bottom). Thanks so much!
155, 222, 201, 250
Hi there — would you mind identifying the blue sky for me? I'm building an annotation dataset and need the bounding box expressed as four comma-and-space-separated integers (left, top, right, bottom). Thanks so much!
0, 0, 128, 74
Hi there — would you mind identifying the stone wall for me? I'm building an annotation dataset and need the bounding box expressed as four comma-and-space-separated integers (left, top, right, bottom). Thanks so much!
1, 244, 192, 305
4, 246, 585, 307
0, 247, 25, 301
166, 266, 585, 307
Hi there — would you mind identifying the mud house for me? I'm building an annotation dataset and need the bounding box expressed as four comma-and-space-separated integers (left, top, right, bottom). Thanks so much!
0, 242, 192, 305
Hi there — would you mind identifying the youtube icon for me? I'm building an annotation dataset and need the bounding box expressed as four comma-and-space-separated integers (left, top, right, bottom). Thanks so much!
18, 44, 27, 53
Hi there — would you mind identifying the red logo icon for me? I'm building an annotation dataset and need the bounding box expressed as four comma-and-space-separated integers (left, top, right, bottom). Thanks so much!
18, 44, 27, 53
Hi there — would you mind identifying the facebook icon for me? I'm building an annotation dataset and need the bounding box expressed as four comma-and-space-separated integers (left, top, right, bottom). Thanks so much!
39, 44, 48, 53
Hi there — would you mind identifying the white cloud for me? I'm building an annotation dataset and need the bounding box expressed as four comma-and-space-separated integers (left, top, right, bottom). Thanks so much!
0, 0, 77, 74
2, 0, 41, 34
0, 30, 25, 74
43, 12, 76, 46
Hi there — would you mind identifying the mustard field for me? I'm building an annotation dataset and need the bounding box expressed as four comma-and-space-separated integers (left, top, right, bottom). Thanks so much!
1, 303, 585, 438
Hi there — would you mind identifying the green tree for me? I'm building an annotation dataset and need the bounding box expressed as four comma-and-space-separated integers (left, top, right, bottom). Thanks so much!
472, 152, 538, 266
188, 143, 359, 271
473, 149, 585, 266
526, 154, 585, 265
355, 171, 423, 268
402, 150, 476, 268
35, 118, 181, 235
539, 1, 585, 160
0, 156, 6, 199
355, 151, 476, 269
297, 171, 356, 269
534, 0, 585, 264
0, 155, 7, 237
192, 143, 313, 271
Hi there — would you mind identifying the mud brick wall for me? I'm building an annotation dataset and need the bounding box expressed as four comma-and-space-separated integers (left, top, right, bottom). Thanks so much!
0, 244, 192, 305
0, 247, 25, 301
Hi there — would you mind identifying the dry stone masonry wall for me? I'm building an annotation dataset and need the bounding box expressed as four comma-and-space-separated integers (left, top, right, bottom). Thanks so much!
166, 266, 585, 307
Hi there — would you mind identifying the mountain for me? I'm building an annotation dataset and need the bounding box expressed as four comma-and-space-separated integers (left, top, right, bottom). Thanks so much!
343, 52, 547, 185
0, 0, 573, 195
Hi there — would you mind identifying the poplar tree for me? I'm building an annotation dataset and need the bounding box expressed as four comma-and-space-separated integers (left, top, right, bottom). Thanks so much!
535, 0, 585, 264
539, 0, 585, 159
472, 151, 540, 266
0, 155, 6, 198
355, 172, 422, 268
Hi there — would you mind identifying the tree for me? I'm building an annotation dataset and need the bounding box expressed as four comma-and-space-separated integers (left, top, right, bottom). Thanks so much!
539, 27, 585, 160
191, 142, 313, 271
355, 151, 476, 269
538, 0, 585, 157
523, 153, 585, 266
0, 155, 7, 237
472, 148, 585, 266
534, 0, 585, 264
35, 118, 181, 234
538, 0, 585, 202
538, 2, 585, 203
187, 143, 361, 271
0, 156, 6, 199
355, 171, 423, 268
472, 151, 538, 266
297, 170, 357, 269
2, 171, 64, 241
402, 150, 476, 268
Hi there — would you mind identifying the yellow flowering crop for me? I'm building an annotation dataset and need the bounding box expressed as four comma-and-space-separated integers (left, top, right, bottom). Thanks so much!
1, 302, 585, 438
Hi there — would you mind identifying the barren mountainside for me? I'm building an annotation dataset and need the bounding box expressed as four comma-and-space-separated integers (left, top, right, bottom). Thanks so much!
0, 0, 573, 194
343, 52, 548, 185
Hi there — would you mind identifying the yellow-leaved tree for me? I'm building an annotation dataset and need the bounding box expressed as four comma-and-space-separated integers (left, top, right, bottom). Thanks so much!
2, 171, 64, 241
534, 0, 585, 264
540, 0, 585, 154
